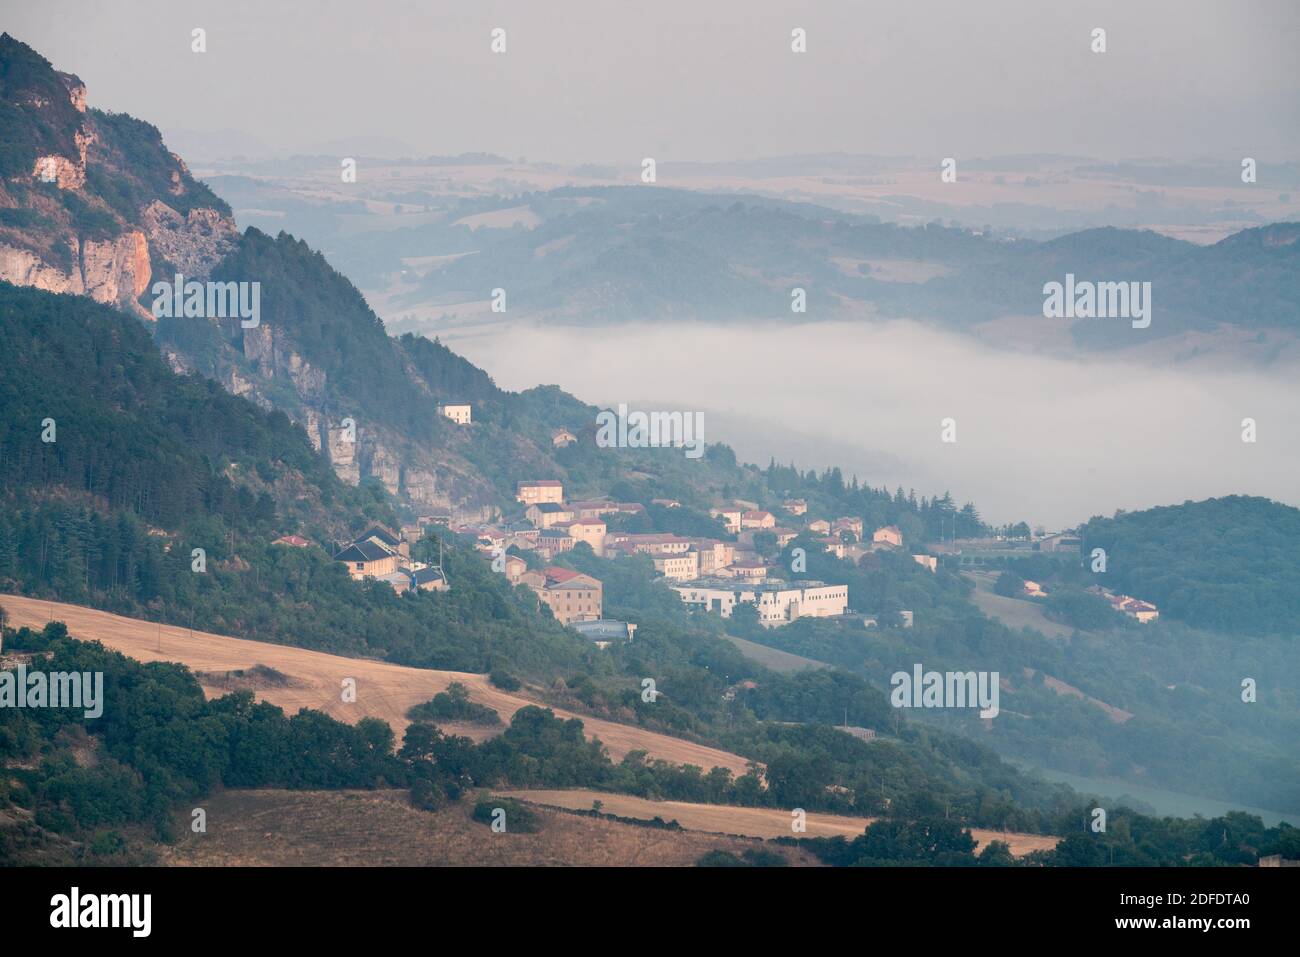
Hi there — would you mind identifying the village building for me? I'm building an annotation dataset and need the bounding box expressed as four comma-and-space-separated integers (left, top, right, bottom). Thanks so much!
690, 539, 735, 575
550, 427, 577, 448
807, 518, 831, 535
408, 565, 449, 592
872, 525, 903, 548
418, 510, 453, 528
782, 499, 808, 516
832, 516, 864, 538
272, 534, 311, 548
912, 554, 938, 573
454, 523, 501, 550
741, 509, 776, 530
672, 579, 848, 627
1087, 585, 1159, 623
553, 517, 607, 555
710, 507, 743, 534
520, 566, 603, 624
439, 403, 472, 425
503, 554, 529, 583
356, 524, 409, 559
378, 570, 412, 594
652, 550, 700, 581
715, 559, 769, 582
1038, 531, 1082, 554
536, 528, 576, 559
334, 539, 400, 580
334, 525, 447, 593
516, 480, 564, 505
525, 502, 575, 528
501, 520, 540, 548
816, 536, 847, 559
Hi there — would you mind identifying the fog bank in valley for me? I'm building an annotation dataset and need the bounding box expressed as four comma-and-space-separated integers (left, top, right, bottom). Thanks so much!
440, 318, 1300, 528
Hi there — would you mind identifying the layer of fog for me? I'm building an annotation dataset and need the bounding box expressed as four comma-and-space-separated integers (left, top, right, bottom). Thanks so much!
437, 318, 1300, 528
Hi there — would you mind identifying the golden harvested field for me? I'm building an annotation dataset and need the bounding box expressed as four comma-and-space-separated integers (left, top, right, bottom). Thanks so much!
0, 595, 753, 774
503, 789, 1061, 858
159, 789, 820, 867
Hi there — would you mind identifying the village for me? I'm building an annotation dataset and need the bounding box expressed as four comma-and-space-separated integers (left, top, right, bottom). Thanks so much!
304, 463, 1161, 647
300, 407, 1158, 646
306, 455, 942, 648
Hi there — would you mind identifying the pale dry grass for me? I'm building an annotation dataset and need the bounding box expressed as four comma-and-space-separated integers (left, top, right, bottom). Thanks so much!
502, 789, 1061, 857
159, 789, 819, 867
0, 595, 753, 774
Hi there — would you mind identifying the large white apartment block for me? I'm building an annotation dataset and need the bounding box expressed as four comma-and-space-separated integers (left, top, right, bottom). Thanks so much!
672, 579, 849, 627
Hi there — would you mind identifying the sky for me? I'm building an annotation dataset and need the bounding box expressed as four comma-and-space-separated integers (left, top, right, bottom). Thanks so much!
8, 0, 1300, 163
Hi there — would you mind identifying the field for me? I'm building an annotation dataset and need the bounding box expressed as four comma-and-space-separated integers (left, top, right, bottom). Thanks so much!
963, 571, 1076, 639
159, 789, 820, 866
0, 595, 754, 775
501, 789, 1061, 857
723, 634, 828, 673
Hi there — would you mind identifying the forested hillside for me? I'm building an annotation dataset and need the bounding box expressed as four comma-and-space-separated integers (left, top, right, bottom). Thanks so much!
0, 282, 590, 674
1082, 496, 1300, 634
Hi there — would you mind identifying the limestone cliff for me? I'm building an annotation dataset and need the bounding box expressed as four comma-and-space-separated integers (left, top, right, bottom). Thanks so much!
0, 33, 559, 523
0, 34, 235, 318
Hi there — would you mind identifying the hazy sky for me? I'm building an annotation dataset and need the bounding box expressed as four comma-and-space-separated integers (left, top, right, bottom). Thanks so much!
9, 0, 1300, 163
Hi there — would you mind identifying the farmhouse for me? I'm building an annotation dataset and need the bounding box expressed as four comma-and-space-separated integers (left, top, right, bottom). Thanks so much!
334, 539, 399, 580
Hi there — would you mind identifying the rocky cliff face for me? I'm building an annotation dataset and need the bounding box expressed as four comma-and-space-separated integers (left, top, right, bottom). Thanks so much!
0, 34, 235, 318
0, 34, 542, 522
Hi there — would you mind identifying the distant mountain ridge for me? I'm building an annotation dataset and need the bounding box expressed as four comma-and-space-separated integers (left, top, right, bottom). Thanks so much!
384, 187, 1299, 350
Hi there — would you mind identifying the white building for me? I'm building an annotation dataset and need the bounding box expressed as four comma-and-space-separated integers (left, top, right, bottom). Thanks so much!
439, 403, 472, 425
671, 579, 848, 627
